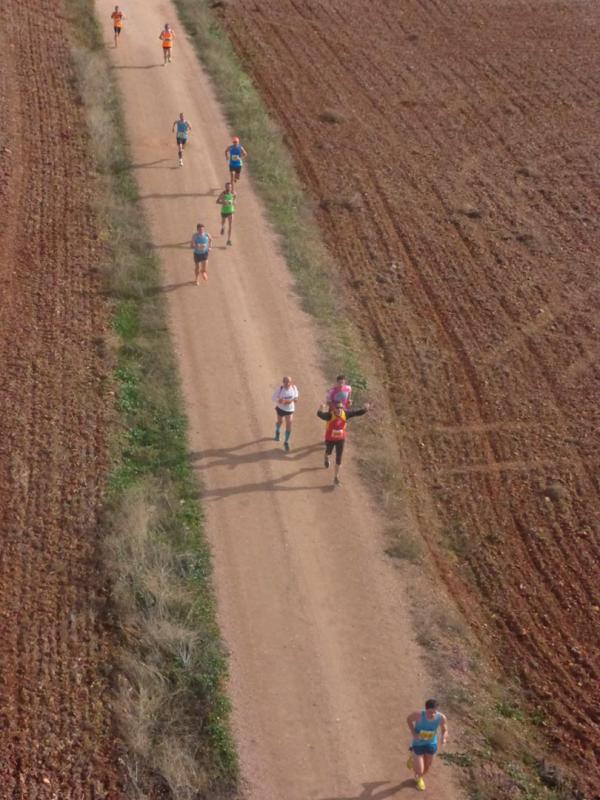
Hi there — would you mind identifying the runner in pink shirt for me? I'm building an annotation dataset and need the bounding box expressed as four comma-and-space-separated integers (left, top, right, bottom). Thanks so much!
326, 374, 352, 409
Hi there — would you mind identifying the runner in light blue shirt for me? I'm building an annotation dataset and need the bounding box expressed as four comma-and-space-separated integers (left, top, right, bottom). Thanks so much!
190, 223, 213, 284
172, 112, 192, 166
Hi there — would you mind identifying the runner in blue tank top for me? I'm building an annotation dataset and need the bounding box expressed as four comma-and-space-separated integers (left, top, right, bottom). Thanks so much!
190, 223, 213, 284
225, 136, 248, 185
172, 112, 192, 166
407, 699, 448, 791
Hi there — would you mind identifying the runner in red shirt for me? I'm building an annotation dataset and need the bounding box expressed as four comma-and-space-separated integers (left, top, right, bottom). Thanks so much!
317, 401, 369, 485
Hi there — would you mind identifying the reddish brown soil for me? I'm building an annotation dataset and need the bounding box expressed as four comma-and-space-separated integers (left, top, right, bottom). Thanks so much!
221, 0, 600, 794
0, 1, 124, 796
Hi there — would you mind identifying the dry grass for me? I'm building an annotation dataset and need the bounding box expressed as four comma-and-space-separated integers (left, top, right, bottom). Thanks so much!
384, 524, 423, 563
105, 484, 234, 799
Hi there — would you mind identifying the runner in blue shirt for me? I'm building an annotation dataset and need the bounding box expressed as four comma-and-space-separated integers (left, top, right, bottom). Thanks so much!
406, 699, 449, 791
225, 136, 248, 185
172, 113, 192, 166
190, 223, 213, 284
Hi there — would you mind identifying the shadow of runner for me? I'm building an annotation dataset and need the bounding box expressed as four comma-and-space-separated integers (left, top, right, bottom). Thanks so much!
111, 63, 164, 69
191, 441, 323, 470
125, 158, 172, 170
319, 780, 413, 800
152, 241, 190, 250
148, 281, 196, 294
200, 466, 328, 501
140, 189, 222, 200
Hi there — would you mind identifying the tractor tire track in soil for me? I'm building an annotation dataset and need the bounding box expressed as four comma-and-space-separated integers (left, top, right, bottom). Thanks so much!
0, 1, 125, 797
221, 0, 600, 794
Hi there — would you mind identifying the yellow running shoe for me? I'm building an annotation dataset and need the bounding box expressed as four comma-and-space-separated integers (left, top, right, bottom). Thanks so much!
416, 776, 426, 791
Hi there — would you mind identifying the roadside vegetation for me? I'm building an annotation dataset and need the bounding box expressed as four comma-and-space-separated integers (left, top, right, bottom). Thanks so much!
169, 3, 577, 799
65, 1, 237, 797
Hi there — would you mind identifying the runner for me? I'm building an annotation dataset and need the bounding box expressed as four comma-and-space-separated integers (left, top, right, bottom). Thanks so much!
317, 401, 369, 486
159, 23, 174, 65
190, 223, 213, 284
216, 182, 236, 246
326, 374, 353, 409
225, 136, 248, 186
406, 699, 449, 792
172, 113, 192, 166
110, 5, 125, 47
272, 376, 299, 452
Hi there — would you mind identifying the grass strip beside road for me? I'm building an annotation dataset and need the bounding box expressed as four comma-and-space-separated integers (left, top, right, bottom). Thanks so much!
66, 1, 238, 797
169, 4, 577, 800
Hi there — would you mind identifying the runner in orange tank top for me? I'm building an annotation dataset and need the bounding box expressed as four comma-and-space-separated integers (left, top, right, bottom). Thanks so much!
110, 6, 126, 48
159, 24, 175, 65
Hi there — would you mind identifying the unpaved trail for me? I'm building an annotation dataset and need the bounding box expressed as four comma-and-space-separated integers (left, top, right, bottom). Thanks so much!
96, 2, 463, 798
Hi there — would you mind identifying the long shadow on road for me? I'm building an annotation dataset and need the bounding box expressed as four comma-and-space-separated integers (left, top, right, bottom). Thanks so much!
191, 439, 323, 471
152, 241, 189, 250
189, 439, 329, 500
126, 158, 172, 170
199, 466, 329, 501
111, 63, 164, 70
319, 780, 414, 800
140, 189, 221, 200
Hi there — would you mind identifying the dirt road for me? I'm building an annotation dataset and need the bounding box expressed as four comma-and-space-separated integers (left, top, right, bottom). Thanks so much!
96, 2, 462, 798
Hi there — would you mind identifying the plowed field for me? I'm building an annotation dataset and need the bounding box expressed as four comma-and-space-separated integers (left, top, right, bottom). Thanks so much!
0, 0, 124, 796
221, 0, 600, 793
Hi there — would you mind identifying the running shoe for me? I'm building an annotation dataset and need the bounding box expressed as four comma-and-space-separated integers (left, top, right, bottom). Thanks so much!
283, 441, 290, 452
227, 239, 232, 246
324, 454, 330, 468
274, 433, 280, 442
416, 777, 425, 791
179, 158, 183, 167
334, 476, 341, 486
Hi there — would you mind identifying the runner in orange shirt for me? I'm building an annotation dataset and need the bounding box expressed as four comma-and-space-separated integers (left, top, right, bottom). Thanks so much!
110, 6, 126, 48
159, 23, 175, 65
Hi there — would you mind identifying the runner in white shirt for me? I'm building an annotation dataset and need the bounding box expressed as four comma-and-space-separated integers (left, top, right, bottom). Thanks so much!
272, 375, 299, 452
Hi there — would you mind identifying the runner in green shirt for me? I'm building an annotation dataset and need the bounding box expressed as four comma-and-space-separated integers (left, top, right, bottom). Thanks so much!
216, 182, 236, 246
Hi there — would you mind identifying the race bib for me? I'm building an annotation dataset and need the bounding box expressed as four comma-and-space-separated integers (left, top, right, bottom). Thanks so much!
418, 731, 435, 741
331, 429, 344, 439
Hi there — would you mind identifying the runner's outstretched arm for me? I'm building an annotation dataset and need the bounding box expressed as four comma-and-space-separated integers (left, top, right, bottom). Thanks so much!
440, 715, 449, 744
345, 405, 370, 419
